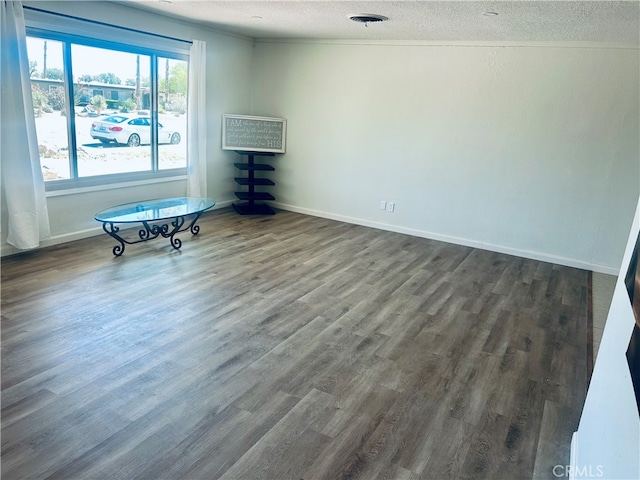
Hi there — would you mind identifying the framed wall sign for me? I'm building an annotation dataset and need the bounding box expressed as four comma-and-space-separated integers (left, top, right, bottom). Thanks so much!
222, 114, 286, 154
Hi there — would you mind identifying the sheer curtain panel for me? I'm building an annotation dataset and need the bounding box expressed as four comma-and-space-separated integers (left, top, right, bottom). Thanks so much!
186, 40, 207, 197
1, 0, 50, 249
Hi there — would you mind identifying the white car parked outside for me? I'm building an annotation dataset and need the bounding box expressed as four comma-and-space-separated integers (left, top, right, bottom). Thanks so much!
90, 114, 181, 147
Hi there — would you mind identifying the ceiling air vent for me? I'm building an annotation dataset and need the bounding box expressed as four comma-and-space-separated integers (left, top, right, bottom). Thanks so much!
348, 14, 388, 27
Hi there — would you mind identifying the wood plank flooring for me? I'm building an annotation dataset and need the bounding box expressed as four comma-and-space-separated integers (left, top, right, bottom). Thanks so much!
1, 208, 588, 480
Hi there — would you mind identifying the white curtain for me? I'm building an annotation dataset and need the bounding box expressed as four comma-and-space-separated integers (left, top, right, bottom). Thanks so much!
1, 0, 50, 249
186, 39, 207, 197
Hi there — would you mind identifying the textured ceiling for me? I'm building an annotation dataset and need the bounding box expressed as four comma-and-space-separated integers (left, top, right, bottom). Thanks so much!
122, 0, 640, 43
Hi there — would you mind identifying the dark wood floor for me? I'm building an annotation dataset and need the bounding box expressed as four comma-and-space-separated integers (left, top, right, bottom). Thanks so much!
1, 208, 588, 480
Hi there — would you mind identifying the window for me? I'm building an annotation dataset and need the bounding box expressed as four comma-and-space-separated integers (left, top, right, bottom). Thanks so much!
25, 23, 189, 189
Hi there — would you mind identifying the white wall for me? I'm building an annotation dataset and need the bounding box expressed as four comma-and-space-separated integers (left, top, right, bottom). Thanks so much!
1, 1, 253, 255
251, 41, 640, 273
3, 6, 638, 275
572, 196, 640, 480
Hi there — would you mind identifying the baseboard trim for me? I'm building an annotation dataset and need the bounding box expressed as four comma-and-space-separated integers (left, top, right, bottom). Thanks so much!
587, 271, 595, 389
1, 227, 103, 257
1, 199, 621, 275
1, 200, 234, 258
271, 202, 619, 275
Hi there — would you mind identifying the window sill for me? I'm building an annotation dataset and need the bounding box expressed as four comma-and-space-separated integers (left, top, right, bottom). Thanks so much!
45, 173, 187, 197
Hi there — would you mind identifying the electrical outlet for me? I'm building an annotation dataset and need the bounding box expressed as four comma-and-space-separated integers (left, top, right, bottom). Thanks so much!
380, 200, 387, 211
386, 201, 395, 213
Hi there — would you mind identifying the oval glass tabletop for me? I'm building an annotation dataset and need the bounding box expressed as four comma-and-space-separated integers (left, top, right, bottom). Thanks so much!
95, 197, 216, 224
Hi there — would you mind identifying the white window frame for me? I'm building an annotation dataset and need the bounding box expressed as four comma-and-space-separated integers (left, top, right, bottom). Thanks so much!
24, 7, 192, 192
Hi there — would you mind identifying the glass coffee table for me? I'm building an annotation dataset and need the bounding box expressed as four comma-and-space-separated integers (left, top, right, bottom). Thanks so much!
95, 197, 215, 256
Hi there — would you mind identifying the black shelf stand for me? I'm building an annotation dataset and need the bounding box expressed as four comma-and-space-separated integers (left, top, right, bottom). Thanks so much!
232, 151, 276, 215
